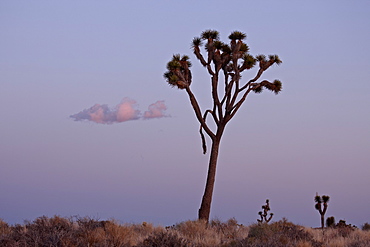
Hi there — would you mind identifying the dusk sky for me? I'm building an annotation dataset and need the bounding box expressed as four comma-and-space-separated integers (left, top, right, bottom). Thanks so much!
1, 1, 369, 228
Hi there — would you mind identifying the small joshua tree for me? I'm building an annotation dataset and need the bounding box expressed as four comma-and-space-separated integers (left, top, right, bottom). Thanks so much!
257, 199, 273, 223
314, 193, 330, 229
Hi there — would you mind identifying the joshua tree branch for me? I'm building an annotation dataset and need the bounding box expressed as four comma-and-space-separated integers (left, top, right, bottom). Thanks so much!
229, 87, 253, 119
239, 67, 264, 92
185, 86, 215, 140
211, 75, 223, 121
199, 126, 207, 154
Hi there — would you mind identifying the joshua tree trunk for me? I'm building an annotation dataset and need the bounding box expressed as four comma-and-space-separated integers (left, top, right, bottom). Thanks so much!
321, 214, 325, 229
198, 137, 221, 222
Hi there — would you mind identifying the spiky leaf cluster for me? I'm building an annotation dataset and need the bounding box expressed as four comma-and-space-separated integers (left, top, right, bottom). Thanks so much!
322, 195, 330, 203
252, 80, 282, 95
192, 37, 202, 47
191, 29, 259, 74
269, 54, 282, 65
228, 31, 247, 40
314, 194, 330, 212
164, 54, 192, 89
240, 54, 256, 70
269, 80, 282, 94
201, 30, 219, 40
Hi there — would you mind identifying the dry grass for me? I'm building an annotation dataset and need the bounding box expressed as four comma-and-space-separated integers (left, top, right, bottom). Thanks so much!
0, 216, 369, 247
307, 227, 370, 247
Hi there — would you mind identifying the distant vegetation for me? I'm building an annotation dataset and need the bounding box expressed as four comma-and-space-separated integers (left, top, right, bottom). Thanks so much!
314, 193, 330, 229
257, 199, 273, 224
1, 216, 369, 247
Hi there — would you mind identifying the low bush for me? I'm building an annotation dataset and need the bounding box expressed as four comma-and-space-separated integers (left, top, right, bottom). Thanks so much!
139, 232, 189, 247
362, 222, 370, 231
240, 218, 322, 247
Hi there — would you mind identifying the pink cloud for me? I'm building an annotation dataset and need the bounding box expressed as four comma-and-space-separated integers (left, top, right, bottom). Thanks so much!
70, 98, 169, 124
143, 100, 168, 119
116, 98, 140, 122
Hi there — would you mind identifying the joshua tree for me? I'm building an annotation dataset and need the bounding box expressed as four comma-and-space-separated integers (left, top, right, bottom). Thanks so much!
257, 199, 274, 223
315, 193, 330, 229
164, 30, 282, 222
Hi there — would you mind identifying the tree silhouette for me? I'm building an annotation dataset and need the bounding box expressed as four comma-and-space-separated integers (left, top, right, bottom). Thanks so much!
164, 30, 282, 222
257, 199, 274, 224
315, 193, 330, 229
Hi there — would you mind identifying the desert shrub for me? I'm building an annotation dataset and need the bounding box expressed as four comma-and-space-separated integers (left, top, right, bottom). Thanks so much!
0, 216, 77, 247
2, 216, 370, 247
0, 219, 13, 246
132, 222, 157, 235
73, 216, 112, 246
138, 231, 190, 247
337, 226, 355, 238
0, 219, 10, 234
334, 220, 356, 238
241, 219, 322, 247
129, 221, 166, 245
326, 216, 336, 228
75, 216, 108, 230
362, 223, 370, 231
102, 221, 136, 247
1, 224, 27, 246
210, 218, 249, 244
345, 229, 370, 247
308, 227, 370, 247
74, 217, 149, 247
173, 220, 208, 239
172, 220, 221, 246
32, 216, 77, 246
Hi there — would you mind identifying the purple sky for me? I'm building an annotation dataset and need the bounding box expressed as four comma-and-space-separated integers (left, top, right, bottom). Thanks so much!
1, 1, 369, 227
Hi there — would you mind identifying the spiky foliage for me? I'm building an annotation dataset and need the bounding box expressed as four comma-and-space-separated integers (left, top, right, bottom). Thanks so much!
164, 54, 192, 89
228, 31, 246, 40
240, 54, 256, 71
252, 80, 282, 95
164, 29, 283, 222
270, 80, 282, 94
239, 43, 249, 52
201, 29, 219, 40
322, 195, 330, 203
269, 54, 282, 65
220, 43, 230, 53
192, 37, 202, 47
256, 54, 266, 61
213, 40, 225, 50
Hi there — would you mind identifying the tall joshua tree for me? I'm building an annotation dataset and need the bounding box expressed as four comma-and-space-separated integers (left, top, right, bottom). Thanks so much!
315, 193, 330, 229
164, 30, 282, 222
